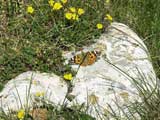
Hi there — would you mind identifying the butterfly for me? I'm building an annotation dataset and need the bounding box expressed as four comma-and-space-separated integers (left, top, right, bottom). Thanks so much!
71, 51, 101, 66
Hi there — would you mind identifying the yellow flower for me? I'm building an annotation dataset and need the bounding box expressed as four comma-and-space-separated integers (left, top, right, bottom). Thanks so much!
61, 0, 67, 4
63, 73, 73, 80
78, 8, 85, 15
72, 13, 79, 21
65, 12, 72, 20
48, 0, 55, 6
53, 2, 63, 10
17, 109, 25, 120
27, 6, 34, 14
69, 7, 76, 13
106, 0, 110, 3
35, 91, 45, 97
96, 23, 103, 29
105, 14, 113, 21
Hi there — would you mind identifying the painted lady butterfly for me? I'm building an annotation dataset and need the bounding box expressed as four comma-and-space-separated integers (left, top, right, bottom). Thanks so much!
71, 51, 101, 66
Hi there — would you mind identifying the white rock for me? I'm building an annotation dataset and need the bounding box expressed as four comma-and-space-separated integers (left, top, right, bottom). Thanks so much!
0, 22, 157, 119
0, 71, 67, 112
63, 22, 157, 119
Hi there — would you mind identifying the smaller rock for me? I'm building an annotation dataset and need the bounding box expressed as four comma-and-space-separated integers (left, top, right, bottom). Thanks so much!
0, 71, 68, 113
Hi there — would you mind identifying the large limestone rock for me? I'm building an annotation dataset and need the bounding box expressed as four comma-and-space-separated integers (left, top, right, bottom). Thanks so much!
63, 22, 157, 119
0, 22, 157, 119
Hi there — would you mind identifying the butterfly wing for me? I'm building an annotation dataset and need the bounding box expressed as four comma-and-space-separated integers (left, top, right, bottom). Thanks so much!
74, 54, 83, 65
87, 51, 97, 65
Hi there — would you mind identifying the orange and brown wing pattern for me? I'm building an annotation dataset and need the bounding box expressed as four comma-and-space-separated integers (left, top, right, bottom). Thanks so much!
72, 51, 98, 66
87, 51, 97, 65
74, 54, 83, 65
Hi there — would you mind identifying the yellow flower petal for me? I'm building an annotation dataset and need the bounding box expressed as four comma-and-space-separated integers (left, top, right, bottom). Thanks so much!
72, 13, 79, 21
35, 91, 45, 97
69, 7, 76, 13
78, 8, 85, 15
96, 23, 103, 29
106, 0, 110, 3
63, 73, 73, 80
105, 14, 113, 21
65, 12, 72, 20
17, 109, 25, 120
53, 2, 63, 10
27, 6, 34, 14
48, 0, 55, 6
61, 0, 67, 4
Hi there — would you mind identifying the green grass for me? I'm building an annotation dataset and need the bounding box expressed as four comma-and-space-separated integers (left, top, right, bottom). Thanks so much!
0, 0, 109, 83
0, 0, 160, 120
0, 102, 95, 120
110, 0, 160, 76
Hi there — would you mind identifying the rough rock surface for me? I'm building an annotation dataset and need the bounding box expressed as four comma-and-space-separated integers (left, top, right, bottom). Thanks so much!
0, 72, 68, 112
63, 22, 157, 119
0, 22, 157, 119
